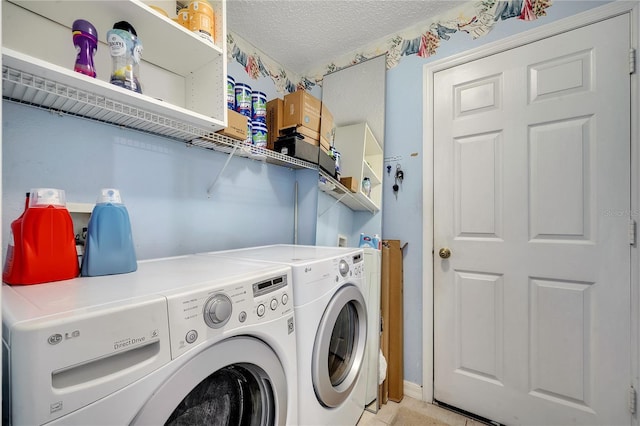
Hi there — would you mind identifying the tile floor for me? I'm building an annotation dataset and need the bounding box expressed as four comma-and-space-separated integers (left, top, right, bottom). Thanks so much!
357, 396, 485, 426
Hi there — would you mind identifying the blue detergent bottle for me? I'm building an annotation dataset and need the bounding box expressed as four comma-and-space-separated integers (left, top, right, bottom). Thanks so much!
81, 188, 137, 276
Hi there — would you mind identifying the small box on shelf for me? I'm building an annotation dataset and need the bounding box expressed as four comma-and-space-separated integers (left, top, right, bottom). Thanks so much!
266, 97, 284, 149
216, 109, 248, 140
279, 125, 320, 146
292, 125, 320, 143
340, 177, 358, 193
320, 137, 331, 154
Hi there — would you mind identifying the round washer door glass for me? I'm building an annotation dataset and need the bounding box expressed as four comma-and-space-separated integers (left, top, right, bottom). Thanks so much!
166, 363, 271, 425
133, 336, 287, 425
312, 284, 367, 408
328, 302, 358, 386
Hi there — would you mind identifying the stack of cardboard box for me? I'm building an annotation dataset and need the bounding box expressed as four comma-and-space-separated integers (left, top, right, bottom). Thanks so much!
266, 89, 337, 176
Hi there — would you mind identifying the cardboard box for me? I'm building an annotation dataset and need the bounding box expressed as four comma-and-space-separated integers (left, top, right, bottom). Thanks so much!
340, 176, 358, 193
294, 125, 320, 142
279, 125, 320, 146
266, 98, 283, 150
217, 109, 248, 140
320, 103, 335, 147
320, 137, 331, 153
381, 240, 404, 403
283, 89, 321, 133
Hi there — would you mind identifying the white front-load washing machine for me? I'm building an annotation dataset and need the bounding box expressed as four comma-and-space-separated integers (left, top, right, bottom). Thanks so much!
2, 254, 298, 425
201, 245, 367, 426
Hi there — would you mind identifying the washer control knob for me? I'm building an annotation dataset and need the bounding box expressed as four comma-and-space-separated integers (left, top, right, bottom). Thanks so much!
339, 259, 349, 277
282, 293, 289, 305
257, 304, 266, 317
185, 330, 198, 344
270, 298, 278, 310
203, 294, 232, 329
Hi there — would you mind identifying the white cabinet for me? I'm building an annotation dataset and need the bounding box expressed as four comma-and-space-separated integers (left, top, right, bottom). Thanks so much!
333, 122, 383, 211
2, 0, 227, 135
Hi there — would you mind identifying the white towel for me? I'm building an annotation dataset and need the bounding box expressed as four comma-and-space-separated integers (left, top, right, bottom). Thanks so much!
378, 348, 387, 385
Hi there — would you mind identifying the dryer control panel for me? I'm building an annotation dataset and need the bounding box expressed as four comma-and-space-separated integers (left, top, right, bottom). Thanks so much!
164, 271, 293, 359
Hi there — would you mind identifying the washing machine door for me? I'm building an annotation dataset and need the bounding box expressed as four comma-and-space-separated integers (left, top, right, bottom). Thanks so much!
132, 336, 287, 425
312, 284, 367, 408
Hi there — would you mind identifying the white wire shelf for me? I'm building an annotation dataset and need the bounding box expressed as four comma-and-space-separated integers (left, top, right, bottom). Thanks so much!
189, 136, 319, 169
2, 50, 377, 211
2, 54, 317, 169
318, 170, 380, 213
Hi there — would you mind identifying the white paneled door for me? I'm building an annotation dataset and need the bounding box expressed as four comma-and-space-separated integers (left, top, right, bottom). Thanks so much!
433, 14, 631, 425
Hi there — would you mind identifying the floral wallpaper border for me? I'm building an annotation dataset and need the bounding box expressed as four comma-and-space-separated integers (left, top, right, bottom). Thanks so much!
228, 0, 552, 95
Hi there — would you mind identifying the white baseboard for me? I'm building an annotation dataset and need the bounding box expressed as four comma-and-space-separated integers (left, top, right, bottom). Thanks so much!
403, 380, 423, 400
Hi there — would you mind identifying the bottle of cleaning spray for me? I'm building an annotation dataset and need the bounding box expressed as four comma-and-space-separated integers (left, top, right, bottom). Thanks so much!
81, 188, 137, 276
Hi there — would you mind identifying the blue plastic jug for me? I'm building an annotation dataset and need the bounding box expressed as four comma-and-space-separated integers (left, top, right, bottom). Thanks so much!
359, 233, 376, 249
81, 188, 137, 276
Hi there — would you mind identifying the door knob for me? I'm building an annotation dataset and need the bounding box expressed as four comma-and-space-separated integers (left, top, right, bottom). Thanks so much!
438, 248, 451, 259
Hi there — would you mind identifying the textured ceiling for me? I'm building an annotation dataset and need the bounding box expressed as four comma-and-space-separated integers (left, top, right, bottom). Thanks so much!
227, 0, 462, 75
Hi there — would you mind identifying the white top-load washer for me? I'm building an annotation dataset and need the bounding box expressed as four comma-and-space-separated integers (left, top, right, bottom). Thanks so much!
200, 244, 367, 426
2, 255, 298, 426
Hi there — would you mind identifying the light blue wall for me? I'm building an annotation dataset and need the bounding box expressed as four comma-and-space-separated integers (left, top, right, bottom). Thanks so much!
295, 168, 321, 246
315, 190, 356, 246
2, 60, 325, 261
382, 1, 613, 385
1, 102, 299, 260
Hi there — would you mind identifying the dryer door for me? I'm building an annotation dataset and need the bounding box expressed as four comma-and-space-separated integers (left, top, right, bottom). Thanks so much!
132, 336, 287, 425
312, 284, 367, 407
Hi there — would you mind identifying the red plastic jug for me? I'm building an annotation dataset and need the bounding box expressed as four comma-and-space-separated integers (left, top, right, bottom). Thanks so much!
3, 189, 79, 285
3, 192, 30, 282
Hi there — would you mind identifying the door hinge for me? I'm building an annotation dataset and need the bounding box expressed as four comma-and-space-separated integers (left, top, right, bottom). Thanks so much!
629, 219, 636, 246
630, 48, 636, 74
629, 386, 636, 415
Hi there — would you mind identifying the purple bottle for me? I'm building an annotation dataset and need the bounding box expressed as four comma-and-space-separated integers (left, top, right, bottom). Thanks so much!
72, 19, 98, 78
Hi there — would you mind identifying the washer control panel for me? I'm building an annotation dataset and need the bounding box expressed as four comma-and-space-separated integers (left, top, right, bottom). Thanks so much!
334, 252, 364, 281
165, 272, 292, 359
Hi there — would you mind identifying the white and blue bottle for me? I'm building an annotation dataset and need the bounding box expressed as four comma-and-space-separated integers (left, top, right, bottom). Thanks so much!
81, 188, 137, 276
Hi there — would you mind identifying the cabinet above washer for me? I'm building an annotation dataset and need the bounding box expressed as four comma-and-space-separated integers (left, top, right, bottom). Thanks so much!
333, 122, 383, 211
2, 0, 227, 132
